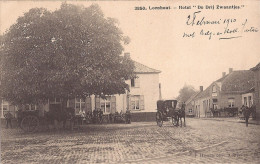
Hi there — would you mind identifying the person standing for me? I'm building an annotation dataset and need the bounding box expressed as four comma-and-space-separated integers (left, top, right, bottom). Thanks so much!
98, 109, 103, 123
4, 111, 13, 129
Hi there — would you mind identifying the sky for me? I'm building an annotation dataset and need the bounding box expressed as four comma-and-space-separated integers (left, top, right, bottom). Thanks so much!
1, 0, 260, 99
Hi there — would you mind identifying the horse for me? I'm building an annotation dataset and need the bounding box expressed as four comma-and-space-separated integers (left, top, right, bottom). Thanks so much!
177, 105, 186, 127
210, 108, 221, 117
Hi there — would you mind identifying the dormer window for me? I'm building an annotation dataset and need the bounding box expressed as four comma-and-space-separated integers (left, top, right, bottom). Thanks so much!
212, 85, 217, 93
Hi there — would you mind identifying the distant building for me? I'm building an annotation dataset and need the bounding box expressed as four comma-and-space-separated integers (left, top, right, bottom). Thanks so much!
250, 62, 260, 120
193, 86, 211, 118
187, 68, 255, 118
185, 89, 201, 117
0, 53, 161, 120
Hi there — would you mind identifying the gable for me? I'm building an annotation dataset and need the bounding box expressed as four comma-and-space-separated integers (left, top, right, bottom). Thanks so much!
133, 61, 161, 74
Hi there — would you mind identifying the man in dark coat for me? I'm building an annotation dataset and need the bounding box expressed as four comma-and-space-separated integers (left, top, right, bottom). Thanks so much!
241, 105, 250, 127
125, 109, 131, 124
93, 108, 98, 123
4, 111, 13, 129
98, 109, 103, 123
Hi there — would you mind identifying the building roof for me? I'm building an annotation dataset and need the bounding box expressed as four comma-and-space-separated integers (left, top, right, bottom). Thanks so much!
133, 61, 161, 74
189, 70, 254, 102
185, 91, 200, 104
195, 85, 211, 99
220, 70, 254, 93
250, 62, 260, 71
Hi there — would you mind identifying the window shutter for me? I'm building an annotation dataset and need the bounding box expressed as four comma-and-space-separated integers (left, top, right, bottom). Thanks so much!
129, 96, 133, 110
111, 96, 116, 113
95, 97, 100, 109
69, 98, 75, 109
140, 95, 144, 110
86, 97, 92, 112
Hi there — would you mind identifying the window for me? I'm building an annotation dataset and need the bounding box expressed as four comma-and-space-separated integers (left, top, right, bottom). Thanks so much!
2, 100, 9, 111
244, 97, 247, 106
248, 96, 252, 107
24, 104, 37, 110
100, 96, 111, 113
212, 85, 217, 93
130, 95, 144, 110
75, 98, 86, 113
228, 98, 235, 107
131, 96, 140, 110
131, 78, 140, 88
49, 98, 61, 104
189, 109, 192, 113
131, 79, 135, 87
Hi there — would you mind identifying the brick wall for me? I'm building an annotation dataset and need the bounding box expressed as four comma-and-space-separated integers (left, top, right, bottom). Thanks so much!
218, 93, 242, 109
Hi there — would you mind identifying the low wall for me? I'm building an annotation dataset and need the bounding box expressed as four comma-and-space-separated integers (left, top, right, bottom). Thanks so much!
130, 112, 156, 122
0, 112, 157, 128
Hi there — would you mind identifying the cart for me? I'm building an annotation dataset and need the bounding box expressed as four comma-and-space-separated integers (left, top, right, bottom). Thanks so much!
156, 100, 178, 127
17, 104, 76, 133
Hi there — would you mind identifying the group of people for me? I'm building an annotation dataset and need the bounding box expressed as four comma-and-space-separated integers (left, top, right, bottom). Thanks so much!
77, 108, 131, 124
112, 109, 131, 123
77, 109, 103, 124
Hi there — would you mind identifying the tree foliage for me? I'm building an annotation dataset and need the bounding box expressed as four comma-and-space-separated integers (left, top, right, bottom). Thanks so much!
0, 3, 135, 105
176, 84, 197, 103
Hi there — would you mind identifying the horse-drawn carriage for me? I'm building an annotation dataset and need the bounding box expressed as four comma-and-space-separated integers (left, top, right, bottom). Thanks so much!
155, 100, 185, 127
17, 104, 76, 133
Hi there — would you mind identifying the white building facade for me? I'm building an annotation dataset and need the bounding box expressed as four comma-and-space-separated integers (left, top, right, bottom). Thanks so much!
0, 60, 161, 118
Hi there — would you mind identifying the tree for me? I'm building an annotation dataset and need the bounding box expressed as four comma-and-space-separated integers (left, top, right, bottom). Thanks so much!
0, 3, 135, 106
176, 84, 197, 103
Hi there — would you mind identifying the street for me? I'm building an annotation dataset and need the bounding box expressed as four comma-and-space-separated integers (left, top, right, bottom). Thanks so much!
1, 118, 260, 163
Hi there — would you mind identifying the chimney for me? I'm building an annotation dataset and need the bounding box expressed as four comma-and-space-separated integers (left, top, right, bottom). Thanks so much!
229, 68, 233, 74
222, 72, 226, 77
200, 86, 203, 92
124, 52, 130, 58
159, 83, 162, 100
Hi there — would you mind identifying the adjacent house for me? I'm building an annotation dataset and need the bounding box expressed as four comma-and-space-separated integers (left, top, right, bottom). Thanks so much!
187, 68, 255, 118
250, 62, 260, 120
0, 53, 161, 121
185, 88, 201, 117
193, 86, 211, 118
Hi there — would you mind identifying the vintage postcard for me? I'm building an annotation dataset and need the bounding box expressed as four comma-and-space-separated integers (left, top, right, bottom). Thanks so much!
0, 0, 260, 163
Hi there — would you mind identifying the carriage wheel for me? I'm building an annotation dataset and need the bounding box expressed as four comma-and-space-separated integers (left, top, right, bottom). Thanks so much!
228, 112, 233, 117
156, 112, 163, 127
21, 115, 39, 133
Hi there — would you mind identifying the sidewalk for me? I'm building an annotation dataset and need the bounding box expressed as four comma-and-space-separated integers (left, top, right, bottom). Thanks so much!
197, 117, 260, 125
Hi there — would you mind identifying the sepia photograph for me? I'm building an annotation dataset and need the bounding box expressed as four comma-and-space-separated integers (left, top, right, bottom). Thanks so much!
0, 0, 260, 163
